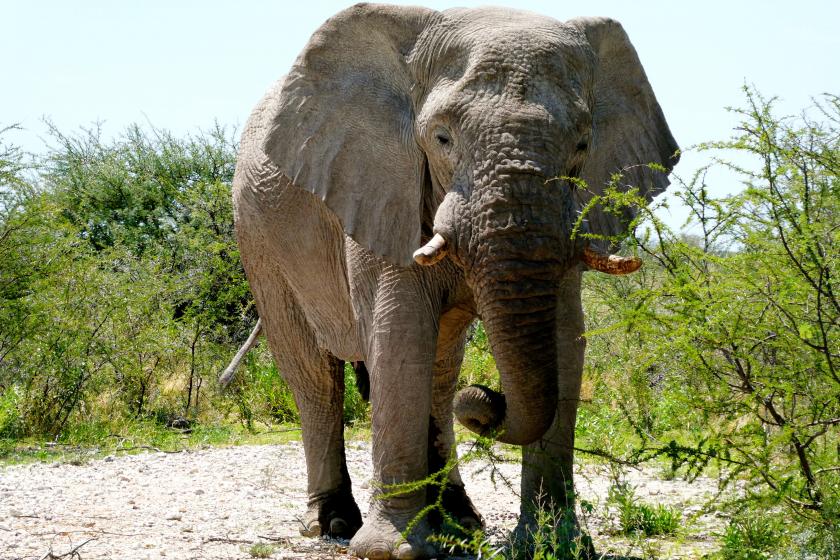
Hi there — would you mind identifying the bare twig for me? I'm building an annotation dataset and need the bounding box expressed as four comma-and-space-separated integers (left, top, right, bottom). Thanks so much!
203, 535, 255, 545
257, 534, 291, 542
572, 446, 644, 469
38, 538, 95, 560
33, 530, 140, 538
253, 427, 302, 435
115, 445, 183, 454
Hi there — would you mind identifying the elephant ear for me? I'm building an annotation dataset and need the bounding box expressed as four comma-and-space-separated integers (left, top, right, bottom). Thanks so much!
569, 17, 679, 246
264, 4, 437, 266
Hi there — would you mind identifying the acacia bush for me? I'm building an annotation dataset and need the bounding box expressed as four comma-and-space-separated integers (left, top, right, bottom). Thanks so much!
0, 124, 277, 438
0, 122, 373, 441
579, 89, 839, 557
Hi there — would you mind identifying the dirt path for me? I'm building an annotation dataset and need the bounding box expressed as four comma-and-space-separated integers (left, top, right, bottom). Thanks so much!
0, 441, 723, 559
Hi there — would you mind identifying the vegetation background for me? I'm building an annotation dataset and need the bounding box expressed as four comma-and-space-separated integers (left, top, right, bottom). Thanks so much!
1, 89, 837, 558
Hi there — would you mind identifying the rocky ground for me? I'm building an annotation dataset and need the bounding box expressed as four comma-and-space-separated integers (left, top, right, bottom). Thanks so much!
0, 441, 725, 559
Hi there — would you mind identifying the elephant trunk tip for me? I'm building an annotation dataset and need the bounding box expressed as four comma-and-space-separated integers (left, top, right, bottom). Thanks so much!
454, 384, 505, 435
454, 384, 553, 445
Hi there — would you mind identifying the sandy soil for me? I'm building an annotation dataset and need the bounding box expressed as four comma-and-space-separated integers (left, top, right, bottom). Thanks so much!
0, 441, 725, 559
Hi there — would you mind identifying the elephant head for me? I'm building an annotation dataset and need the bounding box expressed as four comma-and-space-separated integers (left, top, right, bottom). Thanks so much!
264, 4, 678, 445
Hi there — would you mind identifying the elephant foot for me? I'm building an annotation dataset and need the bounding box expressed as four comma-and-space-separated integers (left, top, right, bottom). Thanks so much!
300, 490, 362, 539
428, 483, 483, 532
348, 504, 436, 560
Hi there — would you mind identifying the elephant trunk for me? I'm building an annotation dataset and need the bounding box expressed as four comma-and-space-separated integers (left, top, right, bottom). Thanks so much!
442, 172, 575, 445
456, 257, 561, 445
455, 274, 559, 445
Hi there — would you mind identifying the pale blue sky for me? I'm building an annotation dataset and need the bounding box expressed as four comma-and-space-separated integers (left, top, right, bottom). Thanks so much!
3, 1, 839, 227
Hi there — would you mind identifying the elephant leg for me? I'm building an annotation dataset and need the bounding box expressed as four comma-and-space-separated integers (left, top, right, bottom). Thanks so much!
427, 308, 483, 532
249, 271, 361, 538
292, 353, 362, 538
517, 270, 593, 556
348, 269, 440, 560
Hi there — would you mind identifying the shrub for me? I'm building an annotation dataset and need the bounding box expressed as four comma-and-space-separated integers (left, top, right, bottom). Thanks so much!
579, 88, 839, 555
0, 123, 254, 437
0, 386, 23, 438
508, 494, 595, 560
717, 514, 785, 560
247, 543, 275, 558
607, 482, 681, 537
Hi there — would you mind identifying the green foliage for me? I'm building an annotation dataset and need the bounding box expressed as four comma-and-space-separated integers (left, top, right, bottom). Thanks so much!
247, 543, 275, 558
343, 362, 370, 425
607, 482, 681, 537
0, 385, 23, 438
0, 124, 30, 216
578, 88, 839, 556
459, 321, 500, 390
430, 528, 503, 559
716, 514, 785, 560
226, 352, 370, 429
509, 498, 595, 560
231, 347, 300, 426
0, 120, 372, 441
0, 123, 271, 437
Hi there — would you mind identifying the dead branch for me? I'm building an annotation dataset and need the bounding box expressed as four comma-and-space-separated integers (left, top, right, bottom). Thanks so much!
38, 538, 95, 560
253, 427, 302, 435
257, 534, 292, 543
115, 445, 183, 454
204, 535, 255, 545
33, 530, 140, 538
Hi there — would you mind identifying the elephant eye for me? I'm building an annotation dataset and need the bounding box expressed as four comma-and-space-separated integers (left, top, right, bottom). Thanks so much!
576, 140, 588, 152
434, 127, 452, 148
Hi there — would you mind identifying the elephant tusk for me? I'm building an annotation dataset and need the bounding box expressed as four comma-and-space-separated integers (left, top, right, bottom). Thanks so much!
412, 233, 448, 266
582, 246, 642, 275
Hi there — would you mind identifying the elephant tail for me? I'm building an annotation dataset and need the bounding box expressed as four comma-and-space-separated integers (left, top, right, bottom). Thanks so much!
219, 318, 263, 389
351, 361, 370, 402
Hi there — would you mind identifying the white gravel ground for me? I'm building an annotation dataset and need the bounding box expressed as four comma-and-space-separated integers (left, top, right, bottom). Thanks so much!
0, 441, 724, 559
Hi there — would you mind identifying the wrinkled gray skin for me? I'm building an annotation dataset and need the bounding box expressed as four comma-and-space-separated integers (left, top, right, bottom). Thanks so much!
233, 4, 678, 559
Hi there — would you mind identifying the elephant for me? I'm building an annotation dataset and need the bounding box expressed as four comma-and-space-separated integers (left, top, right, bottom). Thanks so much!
232, 4, 678, 558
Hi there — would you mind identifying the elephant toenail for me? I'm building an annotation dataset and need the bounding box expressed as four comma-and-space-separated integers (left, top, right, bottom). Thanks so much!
365, 543, 392, 560
396, 542, 422, 560
300, 520, 321, 537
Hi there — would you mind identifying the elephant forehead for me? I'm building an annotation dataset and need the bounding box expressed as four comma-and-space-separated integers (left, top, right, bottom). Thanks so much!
442, 6, 562, 33
413, 7, 590, 77
440, 6, 586, 54
412, 10, 593, 118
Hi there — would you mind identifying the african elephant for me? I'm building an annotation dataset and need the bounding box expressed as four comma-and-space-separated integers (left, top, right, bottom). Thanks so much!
232, 4, 678, 558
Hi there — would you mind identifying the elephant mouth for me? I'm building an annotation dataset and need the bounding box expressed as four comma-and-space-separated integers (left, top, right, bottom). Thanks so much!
414, 234, 642, 275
